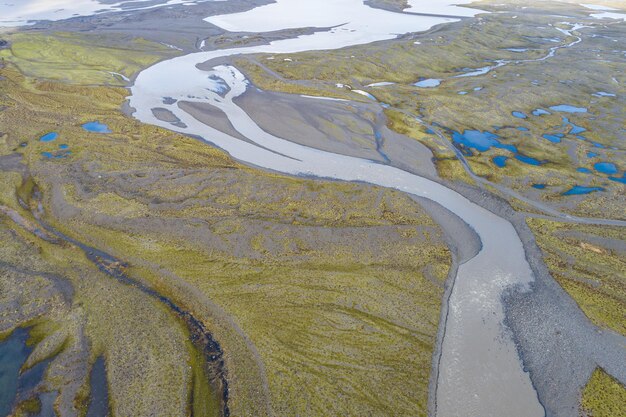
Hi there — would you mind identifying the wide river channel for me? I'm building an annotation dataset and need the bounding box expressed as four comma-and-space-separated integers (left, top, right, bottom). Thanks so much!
127, 1, 545, 416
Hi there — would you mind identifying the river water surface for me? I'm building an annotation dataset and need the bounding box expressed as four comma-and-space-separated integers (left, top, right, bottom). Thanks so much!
128, 2, 546, 416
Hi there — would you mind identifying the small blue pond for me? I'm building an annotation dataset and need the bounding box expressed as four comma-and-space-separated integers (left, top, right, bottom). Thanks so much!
517, 127, 529, 132
458, 91, 468, 95
492, 155, 508, 167
82, 122, 111, 134
563, 117, 586, 134
39, 132, 58, 142
59, 144, 69, 150
474, 87, 483, 91
532, 109, 551, 116
512, 111, 527, 119
414, 78, 441, 88
515, 154, 544, 166
42, 150, 71, 159
426, 129, 435, 135
562, 186, 605, 196
457, 66, 492, 77
577, 167, 591, 173
594, 162, 618, 175
592, 142, 606, 148
549, 105, 588, 113
532, 184, 546, 189
587, 151, 598, 158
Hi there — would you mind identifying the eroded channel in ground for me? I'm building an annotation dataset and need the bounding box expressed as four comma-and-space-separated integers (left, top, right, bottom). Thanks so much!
12, 187, 229, 417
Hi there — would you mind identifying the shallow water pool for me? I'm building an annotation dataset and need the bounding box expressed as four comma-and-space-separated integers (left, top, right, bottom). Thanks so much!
82, 122, 112, 134
39, 132, 58, 142
492, 155, 508, 167
414, 78, 441, 88
542, 134, 563, 144
562, 186, 605, 195
452, 130, 516, 153
594, 162, 618, 175
549, 105, 588, 113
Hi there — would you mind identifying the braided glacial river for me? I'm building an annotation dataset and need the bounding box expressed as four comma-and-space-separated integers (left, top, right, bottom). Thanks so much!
128, 1, 545, 416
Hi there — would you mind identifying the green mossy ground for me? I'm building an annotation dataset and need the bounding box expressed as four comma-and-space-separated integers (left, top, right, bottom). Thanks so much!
0, 32, 176, 86
527, 219, 626, 337
581, 368, 626, 417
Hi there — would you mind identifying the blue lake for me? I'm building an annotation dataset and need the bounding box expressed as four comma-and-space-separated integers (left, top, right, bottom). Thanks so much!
532, 109, 551, 116
562, 186, 605, 196
82, 122, 112, 133
39, 132, 58, 142
452, 130, 517, 153
492, 155, 508, 167
512, 111, 527, 119
451, 129, 546, 166
576, 167, 591, 173
594, 162, 618, 175
549, 105, 588, 113
532, 184, 546, 189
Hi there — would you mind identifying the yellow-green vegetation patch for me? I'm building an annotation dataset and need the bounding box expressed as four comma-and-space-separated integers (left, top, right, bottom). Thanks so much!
0, 45, 216, 417
580, 368, 626, 417
527, 219, 626, 336
0, 32, 176, 85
